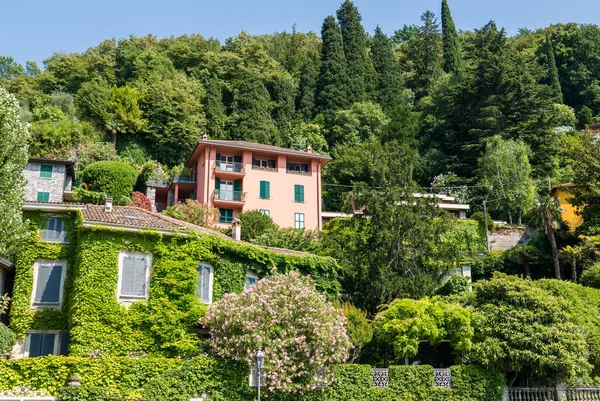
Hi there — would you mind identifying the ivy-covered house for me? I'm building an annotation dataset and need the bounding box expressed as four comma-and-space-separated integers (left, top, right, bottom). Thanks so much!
9, 198, 339, 359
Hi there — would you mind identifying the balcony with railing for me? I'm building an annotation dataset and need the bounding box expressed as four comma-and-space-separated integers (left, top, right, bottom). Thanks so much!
172, 175, 197, 185
214, 161, 246, 178
213, 189, 245, 206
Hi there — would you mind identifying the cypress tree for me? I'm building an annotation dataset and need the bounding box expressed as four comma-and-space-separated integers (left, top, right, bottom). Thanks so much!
296, 54, 320, 121
544, 33, 563, 103
337, 0, 369, 102
371, 26, 405, 113
441, 0, 464, 76
316, 16, 349, 114
204, 73, 227, 139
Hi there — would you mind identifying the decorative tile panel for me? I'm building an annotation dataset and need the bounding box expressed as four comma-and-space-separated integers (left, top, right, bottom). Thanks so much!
372, 368, 389, 388
433, 368, 452, 388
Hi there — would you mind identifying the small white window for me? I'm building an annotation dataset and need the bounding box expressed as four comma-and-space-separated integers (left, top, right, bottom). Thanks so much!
31, 260, 67, 309
260, 209, 270, 216
245, 272, 259, 290
294, 213, 305, 229
197, 263, 214, 304
25, 331, 60, 357
41, 218, 68, 243
118, 251, 152, 304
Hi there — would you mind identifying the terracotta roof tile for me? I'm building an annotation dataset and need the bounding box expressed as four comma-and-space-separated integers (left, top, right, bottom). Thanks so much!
81, 206, 312, 257
198, 140, 332, 159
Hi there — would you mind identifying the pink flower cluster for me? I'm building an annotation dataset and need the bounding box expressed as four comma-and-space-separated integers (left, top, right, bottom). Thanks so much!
201, 271, 351, 394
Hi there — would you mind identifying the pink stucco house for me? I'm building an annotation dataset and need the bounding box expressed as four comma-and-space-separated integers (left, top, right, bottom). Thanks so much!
150, 138, 331, 230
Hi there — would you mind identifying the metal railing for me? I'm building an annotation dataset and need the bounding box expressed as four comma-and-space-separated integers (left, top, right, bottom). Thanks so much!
215, 161, 245, 173
214, 189, 244, 202
172, 176, 196, 183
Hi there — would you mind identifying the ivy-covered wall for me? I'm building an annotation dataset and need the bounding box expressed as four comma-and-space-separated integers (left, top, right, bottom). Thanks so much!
0, 357, 505, 401
11, 210, 341, 357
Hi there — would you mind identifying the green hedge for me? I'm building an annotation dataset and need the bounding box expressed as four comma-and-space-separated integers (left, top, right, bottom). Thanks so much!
0, 357, 504, 400
81, 160, 138, 200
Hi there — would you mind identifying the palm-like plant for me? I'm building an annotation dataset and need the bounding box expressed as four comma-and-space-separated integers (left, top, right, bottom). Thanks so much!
559, 245, 581, 282
535, 196, 563, 280
506, 245, 539, 278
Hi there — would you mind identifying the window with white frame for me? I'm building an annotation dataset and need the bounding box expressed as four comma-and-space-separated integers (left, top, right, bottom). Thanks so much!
294, 213, 305, 229
31, 260, 67, 309
118, 251, 152, 303
41, 217, 68, 243
245, 272, 259, 290
197, 263, 214, 304
25, 331, 59, 357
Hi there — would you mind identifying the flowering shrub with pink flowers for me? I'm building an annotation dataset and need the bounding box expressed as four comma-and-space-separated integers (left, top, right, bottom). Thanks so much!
202, 271, 351, 394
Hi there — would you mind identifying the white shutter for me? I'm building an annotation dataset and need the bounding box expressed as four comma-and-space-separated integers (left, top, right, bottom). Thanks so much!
120, 256, 135, 296
134, 256, 147, 296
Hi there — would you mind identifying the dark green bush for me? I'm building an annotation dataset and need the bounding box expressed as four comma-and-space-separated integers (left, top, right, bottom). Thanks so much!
56, 385, 118, 401
0, 323, 15, 356
470, 211, 495, 232
72, 188, 106, 204
581, 264, 600, 289
436, 274, 469, 296
236, 210, 277, 242
81, 161, 138, 200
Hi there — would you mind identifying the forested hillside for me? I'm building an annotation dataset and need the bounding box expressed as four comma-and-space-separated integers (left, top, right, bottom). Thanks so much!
1, 0, 599, 216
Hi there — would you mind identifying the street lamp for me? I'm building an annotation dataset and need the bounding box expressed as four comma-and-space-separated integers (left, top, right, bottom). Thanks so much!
254, 348, 265, 401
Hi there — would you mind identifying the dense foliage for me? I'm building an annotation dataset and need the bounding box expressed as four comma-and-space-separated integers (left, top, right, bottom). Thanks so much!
0, 87, 29, 259
202, 271, 351, 393
465, 273, 591, 385
374, 297, 473, 359
81, 160, 138, 200
0, 356, 503, 401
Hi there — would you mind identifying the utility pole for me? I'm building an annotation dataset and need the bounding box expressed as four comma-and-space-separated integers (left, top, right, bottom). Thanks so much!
483, 185, 493, 252
483, 200, 491, 252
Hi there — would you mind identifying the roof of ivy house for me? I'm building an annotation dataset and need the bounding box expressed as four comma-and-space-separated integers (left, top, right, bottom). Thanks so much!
81, 205, 311, 256
0, 259, 14, 271
185, 139, 332, 168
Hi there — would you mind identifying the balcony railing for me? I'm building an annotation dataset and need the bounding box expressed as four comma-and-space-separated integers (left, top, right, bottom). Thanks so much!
215, 161, 245, 173
214, 189, 244, 202
172, 176, 196, 184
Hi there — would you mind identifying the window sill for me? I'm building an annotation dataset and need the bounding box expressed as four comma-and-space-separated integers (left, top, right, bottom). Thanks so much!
286, 171, 312, 176
251, 166, 278, 172
40, 239, 69, 244
30, 303, 62, 310
259, 197, 270, 200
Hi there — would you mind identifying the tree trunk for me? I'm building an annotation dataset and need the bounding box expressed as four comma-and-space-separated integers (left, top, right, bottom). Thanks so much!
518, 210, 522, 226
112, 131, 117, 148
545, 213, 561, 280
524, 261, 530, 278
571, 257, 577, 283
509, 371, 519, 387
508, 211, 513, 226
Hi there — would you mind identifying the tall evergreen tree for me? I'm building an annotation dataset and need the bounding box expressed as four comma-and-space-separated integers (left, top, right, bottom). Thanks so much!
316, 16, 349, 114
204, 74, 227, 139
371, 26, 405, 113
296, 54, 320, 121
441, 0, 464, 76
336, 0, 370, 102
544, 33, 563, 103
228, 72, 279, 145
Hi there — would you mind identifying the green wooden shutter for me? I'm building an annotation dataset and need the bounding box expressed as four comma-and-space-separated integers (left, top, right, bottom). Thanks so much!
260, 181, 270, 199
37, 192, 50, 202
40, 165, 53, 178
215, 178, 220, 190
294, 185, 304, 203
234, 180, 241, 191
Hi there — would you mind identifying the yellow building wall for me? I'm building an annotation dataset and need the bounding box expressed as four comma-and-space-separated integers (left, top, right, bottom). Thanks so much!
555, 189, 583, 231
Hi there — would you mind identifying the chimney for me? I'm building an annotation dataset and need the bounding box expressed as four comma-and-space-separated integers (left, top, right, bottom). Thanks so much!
306, 146, 313, 153
104, 197, 113, 213
231, 219, 241, 241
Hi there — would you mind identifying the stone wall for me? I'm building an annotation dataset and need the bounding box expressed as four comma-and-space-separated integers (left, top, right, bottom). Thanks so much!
24, 162, 68, 203
489, 227, 534, 251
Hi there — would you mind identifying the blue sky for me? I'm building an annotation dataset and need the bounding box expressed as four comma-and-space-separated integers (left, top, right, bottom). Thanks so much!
2, 0, 599, 67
